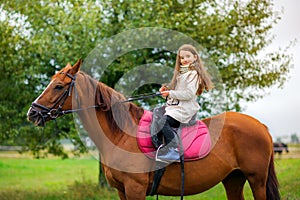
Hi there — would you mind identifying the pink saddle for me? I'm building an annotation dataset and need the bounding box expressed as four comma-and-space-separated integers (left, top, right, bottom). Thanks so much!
137, 110, 211, 161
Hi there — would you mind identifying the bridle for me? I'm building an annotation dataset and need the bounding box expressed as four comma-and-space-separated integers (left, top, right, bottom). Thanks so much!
30, 71, 162, 126
30, 72, 98, 125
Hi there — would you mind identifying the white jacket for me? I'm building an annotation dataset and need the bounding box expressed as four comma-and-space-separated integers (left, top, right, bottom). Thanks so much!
165, 70, 200, 123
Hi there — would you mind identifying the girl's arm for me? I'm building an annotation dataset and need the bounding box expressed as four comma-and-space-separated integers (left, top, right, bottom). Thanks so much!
168, 71, 199, 100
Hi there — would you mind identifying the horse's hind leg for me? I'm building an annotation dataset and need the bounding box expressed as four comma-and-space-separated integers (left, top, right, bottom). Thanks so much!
222, 170, 246, 200
247, 174, 267, 200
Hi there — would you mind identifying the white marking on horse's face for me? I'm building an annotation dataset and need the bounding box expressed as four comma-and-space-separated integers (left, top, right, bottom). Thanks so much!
33, 80, 54, 103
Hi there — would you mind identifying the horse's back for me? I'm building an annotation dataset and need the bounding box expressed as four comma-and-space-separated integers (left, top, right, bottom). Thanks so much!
203, 111, 273, 160
203, 111, 272, 140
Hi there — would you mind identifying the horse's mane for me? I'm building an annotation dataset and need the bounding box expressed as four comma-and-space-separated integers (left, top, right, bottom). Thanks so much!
78, 71, 144, 134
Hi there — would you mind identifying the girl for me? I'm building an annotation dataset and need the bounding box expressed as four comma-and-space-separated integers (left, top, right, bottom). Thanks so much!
156, 44, 214, 163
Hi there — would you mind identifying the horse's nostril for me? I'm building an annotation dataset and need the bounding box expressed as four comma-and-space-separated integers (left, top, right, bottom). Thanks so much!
31, 110, 38, 117
27, 107, 40, 122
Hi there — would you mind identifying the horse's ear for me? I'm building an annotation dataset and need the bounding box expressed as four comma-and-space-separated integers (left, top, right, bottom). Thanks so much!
70, 59, 82, 75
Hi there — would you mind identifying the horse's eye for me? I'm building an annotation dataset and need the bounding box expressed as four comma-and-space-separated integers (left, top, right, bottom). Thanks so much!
54, 85, 64, 90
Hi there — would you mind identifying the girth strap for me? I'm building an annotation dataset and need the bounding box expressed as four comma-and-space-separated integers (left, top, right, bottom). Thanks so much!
149, 128, 185, 200
149, 164, 166, 196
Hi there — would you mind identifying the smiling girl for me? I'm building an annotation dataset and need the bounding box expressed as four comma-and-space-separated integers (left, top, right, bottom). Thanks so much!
156, 44, 214, 163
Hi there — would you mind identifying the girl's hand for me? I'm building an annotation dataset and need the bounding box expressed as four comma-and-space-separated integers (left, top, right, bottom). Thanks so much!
160, 91, 169, 97
159, 86, 168, 93
159, 86, 169, 97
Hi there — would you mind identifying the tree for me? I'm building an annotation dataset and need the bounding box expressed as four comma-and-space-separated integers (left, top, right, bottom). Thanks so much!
0, 1, 106, 157
0, 0, 292, 158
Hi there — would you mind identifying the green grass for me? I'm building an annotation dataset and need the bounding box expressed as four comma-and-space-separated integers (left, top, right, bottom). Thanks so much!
0, 155, 299, 200
275, 159, 300, 200
0, 157, 98, 191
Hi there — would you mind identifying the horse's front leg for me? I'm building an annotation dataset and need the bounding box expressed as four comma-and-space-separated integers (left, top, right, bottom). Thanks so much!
122, 176, 148, 200
117, 190, 127, 200
116, 182, 147, 200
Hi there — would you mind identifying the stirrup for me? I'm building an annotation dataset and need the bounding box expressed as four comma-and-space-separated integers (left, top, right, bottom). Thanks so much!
155, 144, 167, 163
155, 145, 180, 163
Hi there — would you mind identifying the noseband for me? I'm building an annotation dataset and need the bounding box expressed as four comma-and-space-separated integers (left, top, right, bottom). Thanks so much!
30, 73, 78, 124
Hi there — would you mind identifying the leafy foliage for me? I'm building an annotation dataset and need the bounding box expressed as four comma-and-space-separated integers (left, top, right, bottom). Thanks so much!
0, 0, 292, 158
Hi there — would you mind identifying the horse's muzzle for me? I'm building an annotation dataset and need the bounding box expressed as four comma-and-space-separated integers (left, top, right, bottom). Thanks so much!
27, 105, 50, 127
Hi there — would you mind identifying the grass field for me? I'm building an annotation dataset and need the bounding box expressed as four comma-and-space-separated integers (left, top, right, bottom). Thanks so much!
0, 151, 299, 200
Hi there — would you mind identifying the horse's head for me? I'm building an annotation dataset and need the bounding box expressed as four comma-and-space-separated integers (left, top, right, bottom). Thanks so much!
27, 59, 82, 126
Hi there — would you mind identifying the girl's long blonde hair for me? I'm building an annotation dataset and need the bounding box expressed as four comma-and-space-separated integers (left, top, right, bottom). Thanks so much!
167, 44, 214, 96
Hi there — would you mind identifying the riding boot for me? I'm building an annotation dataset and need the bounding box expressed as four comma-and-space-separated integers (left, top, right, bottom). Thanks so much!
156, 142, 180, 163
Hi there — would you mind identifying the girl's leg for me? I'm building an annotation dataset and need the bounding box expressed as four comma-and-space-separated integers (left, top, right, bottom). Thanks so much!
161, 115, 180, 145
156, 115, 180, 162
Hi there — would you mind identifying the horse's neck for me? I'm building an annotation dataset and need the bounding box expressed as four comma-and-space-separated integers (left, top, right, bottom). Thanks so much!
75, 73, 143, 158
76, 110, 109, 150
76, 74, 154, 172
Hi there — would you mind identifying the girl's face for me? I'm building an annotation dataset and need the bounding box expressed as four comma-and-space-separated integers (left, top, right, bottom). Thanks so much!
179, 50, 197, 66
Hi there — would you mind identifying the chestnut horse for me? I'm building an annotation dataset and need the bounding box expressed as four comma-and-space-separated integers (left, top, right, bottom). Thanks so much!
27, 60, 280, 200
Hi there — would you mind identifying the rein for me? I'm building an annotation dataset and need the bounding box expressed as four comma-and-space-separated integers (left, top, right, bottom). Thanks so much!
121, 92, 161, 103
30, 72, 162, 125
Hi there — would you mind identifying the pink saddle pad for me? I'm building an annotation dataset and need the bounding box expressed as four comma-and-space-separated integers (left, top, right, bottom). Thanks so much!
137, 110, 211, 161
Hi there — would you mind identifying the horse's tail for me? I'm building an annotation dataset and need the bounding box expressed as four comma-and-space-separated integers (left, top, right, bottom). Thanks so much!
266, 153, 280, 200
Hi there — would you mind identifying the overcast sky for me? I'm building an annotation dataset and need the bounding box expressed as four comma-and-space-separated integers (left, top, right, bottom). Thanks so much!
243, 0, 300, 139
